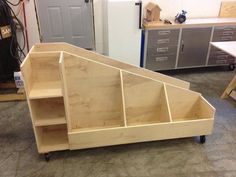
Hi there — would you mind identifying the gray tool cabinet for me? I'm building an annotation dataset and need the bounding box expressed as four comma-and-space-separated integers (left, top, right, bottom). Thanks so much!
143, 18, 236, 71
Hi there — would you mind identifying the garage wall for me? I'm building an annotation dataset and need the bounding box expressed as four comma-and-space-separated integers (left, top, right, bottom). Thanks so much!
10, 0, 234, 55
9, 0, 40, 53
97, 0, 233, 55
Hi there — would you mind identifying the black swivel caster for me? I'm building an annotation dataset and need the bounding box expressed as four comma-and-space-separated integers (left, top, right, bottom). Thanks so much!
44, 153, 50, 162
199, 135, 206, 144
228, 64, 235, 71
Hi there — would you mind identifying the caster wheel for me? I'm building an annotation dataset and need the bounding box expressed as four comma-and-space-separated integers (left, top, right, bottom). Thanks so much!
44, 153, 50, 162
200, 135, 206, 144
228, 64, 235, 71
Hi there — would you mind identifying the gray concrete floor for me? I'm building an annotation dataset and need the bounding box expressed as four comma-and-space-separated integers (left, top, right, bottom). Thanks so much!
1, 67, 236, 177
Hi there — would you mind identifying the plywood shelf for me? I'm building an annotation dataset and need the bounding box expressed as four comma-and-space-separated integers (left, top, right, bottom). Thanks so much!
37, 125, 69, 153
29, 81, 62, 99
30, 97, 66, 126
35, 117, 66, 126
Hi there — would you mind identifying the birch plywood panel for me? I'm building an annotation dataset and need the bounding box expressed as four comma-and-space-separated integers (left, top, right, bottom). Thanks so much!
31, 43, 190, 89
122, 71, 171, 125
165, 84, 215, 121
61, 53, 124, 131
219, 1, 236, 18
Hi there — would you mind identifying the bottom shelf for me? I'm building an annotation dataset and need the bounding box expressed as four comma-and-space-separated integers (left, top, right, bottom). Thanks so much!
36, 124, 69, 153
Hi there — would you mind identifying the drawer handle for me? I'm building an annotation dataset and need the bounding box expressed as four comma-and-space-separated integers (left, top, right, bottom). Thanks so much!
221, 36, 233, 41
216, 60, 227, 64
157, 38, 170, 44
158, 30, 171, 35
215, 51, 226, 55
223, 27, 236, 31
156, 56, 168, 62
222, 31, 234, 35
217, 55, 228, 60
157, 47, 168, 53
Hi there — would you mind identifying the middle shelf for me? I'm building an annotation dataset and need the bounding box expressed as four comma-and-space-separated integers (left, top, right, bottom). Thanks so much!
29, 81, 62, 99
30, 97, 66, 126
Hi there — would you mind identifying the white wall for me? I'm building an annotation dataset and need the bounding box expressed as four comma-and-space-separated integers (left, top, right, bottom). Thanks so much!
9, 0, 40, 53
9, 0, 231, 55
97, 0, 231, 54
143, 0, 222, 19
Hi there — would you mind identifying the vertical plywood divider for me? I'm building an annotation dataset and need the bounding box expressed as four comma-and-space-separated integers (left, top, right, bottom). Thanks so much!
163, 83, 173, 122
120, 70, 127, 127
59, 52, 72, 131
121, 71, 172, 126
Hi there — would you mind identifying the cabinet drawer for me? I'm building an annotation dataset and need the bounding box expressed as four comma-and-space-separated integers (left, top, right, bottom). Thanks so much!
212, 26, 236, 42
214, 26, 236, 31
208, 53, 235, 65
147, 29, 180, 45
147, 46, 178, 57
208, 56, 235, 65
212, 34, 236, 42
145, 54, 176, 70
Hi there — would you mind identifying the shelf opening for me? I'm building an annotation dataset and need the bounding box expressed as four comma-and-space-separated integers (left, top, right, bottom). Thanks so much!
36, 124, 69, 153
61, 53, 125, 132
30, 97, 66, 126
23, 52, 62, 99
165, 84, 214, 122
122, 71, 171, 126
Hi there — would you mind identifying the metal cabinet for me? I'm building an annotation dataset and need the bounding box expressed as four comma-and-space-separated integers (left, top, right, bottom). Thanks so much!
208, 26, 236, 65
177, 27, 212, 68
144, 29, 180, 70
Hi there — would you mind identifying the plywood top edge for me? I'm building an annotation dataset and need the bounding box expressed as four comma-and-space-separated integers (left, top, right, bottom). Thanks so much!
143, 17, 236, 29
30, 42, 190, 89
137, 67, 190, 89
121, 70, 164, 85
62, 51, 122, 71
165, 82, 202, 96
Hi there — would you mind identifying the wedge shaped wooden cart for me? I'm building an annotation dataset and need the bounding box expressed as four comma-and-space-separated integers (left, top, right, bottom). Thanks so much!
21, 43, 215, 161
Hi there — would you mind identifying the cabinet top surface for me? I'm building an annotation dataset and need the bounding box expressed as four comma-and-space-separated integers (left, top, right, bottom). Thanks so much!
144, 18, 236, 29
211, 41, 236, 57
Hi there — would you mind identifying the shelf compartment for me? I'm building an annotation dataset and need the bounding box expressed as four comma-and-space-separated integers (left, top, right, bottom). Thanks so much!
60, 53, 125, 131
165, 84, 215, 122
21, 52, 62, 99
30, 97, 66, 126
122, 71, 171, 126
29, 81, 62, 99
36, 124, 69, 153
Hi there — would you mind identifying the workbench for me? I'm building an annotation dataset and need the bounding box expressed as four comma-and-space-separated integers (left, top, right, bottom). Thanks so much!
210, 41, 236, 99
142, 18, 236, 71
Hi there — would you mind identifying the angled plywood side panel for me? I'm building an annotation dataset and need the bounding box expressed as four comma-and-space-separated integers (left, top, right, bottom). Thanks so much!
122, 71, 171, 126
165, 84, 215, 121
31, 43, 190, 89
60, 52, 124, 132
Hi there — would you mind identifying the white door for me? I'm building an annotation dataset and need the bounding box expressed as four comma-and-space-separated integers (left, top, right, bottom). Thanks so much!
36, 0, 94, 49
107, 0, 142, 66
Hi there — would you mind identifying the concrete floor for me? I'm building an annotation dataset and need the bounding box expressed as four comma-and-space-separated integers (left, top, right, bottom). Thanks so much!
0, 67, 236, 177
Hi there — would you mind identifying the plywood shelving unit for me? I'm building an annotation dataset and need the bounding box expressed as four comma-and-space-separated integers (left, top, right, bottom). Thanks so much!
21, 51, 69, 154
21, 43, 215, 160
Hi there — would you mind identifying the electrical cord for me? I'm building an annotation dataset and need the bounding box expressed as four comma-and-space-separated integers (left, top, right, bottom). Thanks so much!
0, 0, 26, 63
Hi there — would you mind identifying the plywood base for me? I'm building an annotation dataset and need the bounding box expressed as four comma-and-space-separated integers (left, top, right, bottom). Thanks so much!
69, 119, 213, 150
